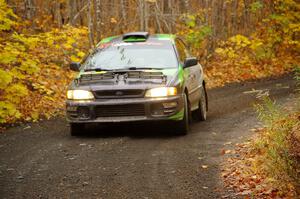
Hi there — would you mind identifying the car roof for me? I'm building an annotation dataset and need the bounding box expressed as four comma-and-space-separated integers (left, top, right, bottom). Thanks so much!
98, 32, 177, 45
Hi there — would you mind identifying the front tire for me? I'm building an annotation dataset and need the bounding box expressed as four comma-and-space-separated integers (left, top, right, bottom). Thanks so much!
175, 93, 189, 135
193, 86, 207, 121
70, 123, 85, 136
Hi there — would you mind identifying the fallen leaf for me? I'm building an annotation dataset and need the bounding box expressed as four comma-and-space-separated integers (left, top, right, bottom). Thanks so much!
225, 150, 232, 154
110, 18, 117, 23
23, 126, 31, 130
221, 149, 226, 155
201, 165, 208, 169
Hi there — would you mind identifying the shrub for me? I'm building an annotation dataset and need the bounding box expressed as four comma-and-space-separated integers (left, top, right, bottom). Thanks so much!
0, 1, 89, 124
253, 96, 300, 193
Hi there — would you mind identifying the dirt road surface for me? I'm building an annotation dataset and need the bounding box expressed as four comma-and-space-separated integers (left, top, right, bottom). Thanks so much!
0, 75, 296, 199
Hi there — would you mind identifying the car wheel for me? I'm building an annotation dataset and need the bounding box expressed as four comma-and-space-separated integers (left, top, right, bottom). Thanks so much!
175, 93, 189, 135
70, 123, 85, 136
193, 86, 207, 121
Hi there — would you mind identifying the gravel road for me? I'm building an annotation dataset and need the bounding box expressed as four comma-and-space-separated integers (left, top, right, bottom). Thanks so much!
0, 75, 296, 199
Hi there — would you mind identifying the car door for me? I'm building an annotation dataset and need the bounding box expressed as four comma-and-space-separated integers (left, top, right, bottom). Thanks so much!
175, 39, 202, 111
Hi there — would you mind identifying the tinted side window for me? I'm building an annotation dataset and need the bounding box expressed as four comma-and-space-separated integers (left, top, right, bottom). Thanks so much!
175, 39, 188, 63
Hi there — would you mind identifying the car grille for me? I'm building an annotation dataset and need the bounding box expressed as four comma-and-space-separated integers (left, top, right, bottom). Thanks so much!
94, 104, 145, 117
94, 90, 144, 99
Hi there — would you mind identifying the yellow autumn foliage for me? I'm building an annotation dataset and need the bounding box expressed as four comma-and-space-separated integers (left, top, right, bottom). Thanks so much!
206, 0, 300, 88
0, 0, 89, 124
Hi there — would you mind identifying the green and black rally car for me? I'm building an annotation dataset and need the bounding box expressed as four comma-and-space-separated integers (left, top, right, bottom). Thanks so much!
66, 32, 208, 136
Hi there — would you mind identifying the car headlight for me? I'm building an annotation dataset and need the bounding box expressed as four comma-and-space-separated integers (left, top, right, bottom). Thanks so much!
67, 90, 94, 100
145, 87, 177, 97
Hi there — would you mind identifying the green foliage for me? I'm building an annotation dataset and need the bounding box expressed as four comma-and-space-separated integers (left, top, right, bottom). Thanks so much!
294, 66, 300, 81
186, 25, 212, 48
264, 0, 300, 52
185, 14, 196, 28
294, 66, 300, 90
179, 14, 211, 54
179, 13, 212, 50
250, 1, 263, 13
255, 96, 283, 128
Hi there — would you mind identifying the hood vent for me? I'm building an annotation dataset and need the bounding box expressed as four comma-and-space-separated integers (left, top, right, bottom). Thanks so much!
127, 71, 166, 80
126, 71, 167, 85
122, 32, 149, 42
78, 73, 115, 84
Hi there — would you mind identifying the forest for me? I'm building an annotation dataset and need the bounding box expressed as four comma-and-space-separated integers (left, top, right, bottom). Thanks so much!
7, 0, 297, 51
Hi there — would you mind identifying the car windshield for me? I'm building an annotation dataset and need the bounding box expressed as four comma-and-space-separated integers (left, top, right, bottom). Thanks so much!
83, 40, 178, 71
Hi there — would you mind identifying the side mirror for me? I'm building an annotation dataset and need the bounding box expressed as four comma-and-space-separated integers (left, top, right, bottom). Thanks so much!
70, 62, 81, 71
183, 57, 198, 68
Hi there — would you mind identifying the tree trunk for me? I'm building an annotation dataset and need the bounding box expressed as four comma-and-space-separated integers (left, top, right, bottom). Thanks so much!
221, 0, 226, 39
139, 0, 145, 31
154, 2, 162, 33
205, 0, 209, 25
24, 0, 34, 20
68, 0, 77, 25
120, 0, 127, 32
243, 0, 250, 36
87, 0, 94, 48
93, 0, 101, 41
55, 0, 63, 28
144, 1, 149, 31
231, 0, 239, 36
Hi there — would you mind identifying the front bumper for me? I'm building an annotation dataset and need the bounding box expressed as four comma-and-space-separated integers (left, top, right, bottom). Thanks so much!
66, 94, 184, 123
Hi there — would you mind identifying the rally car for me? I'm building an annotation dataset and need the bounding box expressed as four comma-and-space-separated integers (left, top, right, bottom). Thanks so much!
66, 32, 208, 136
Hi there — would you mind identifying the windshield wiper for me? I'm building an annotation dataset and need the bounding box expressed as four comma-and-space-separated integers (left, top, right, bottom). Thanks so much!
84, 68, 113, 72
123, 67, 163, 70
84, 67, 164, 72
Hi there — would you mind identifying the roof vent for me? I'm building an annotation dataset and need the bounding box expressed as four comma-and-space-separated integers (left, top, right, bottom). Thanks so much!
122, 32, 149, 42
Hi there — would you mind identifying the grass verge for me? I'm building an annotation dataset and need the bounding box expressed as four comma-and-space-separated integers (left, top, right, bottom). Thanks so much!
222, 90, 300, 198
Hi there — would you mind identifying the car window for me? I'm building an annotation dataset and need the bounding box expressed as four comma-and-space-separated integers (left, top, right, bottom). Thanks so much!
175, 39, 189, 63
83, 40, 178, 70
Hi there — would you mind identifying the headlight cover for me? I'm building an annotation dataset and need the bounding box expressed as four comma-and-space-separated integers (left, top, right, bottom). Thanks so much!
67, 90, 94, 100
145, 87, 177, 98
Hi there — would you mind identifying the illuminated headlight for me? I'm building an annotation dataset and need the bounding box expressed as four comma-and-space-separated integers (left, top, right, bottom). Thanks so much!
145, 87, 177, 97
67, 90, 94, 100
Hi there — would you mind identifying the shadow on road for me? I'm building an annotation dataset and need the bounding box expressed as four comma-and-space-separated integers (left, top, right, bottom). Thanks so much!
73, 122, 184, 139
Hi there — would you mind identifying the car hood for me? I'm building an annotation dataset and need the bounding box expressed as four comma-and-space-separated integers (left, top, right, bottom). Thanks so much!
70, 68, 181, 91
